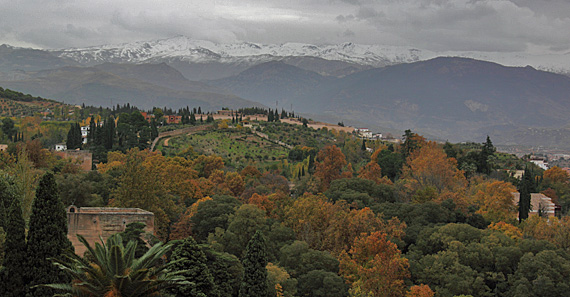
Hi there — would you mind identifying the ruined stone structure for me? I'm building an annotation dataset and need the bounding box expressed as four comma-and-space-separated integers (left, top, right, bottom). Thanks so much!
67, 206, 154, 255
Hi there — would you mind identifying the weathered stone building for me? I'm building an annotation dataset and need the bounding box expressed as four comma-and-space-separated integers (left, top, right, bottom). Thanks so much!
67, 206, 154, 255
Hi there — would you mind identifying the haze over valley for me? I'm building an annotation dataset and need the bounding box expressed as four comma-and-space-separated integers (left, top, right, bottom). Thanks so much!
1, 37, 570, 149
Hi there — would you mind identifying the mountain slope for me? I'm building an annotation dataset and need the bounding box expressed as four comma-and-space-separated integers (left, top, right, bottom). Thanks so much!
0, 44, 77, 72
209, 61, 335, 110
93, 62, 228, 93
0, 66, 261, 110
209, 57, 570, 143
329, 58, 570, 141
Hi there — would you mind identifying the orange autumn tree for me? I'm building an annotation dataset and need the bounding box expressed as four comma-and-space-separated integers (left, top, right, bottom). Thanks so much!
283, 194, 405, 254
248, 193, 275, 216
170, 196, 213, 240
314, 145, 348, 192
358, 161, 393, 185
469, 179, 517, 223
522, 216, 570, 250
109, 148, 207, 240
282, 193, 341, 250
339, 231, 410, 297
406, 285, 435, 297
488, 221, 523, 240
325, 206, 406, 255
543, 166, 570, 185
193, 154, 224, 178
401, 141, 466, 203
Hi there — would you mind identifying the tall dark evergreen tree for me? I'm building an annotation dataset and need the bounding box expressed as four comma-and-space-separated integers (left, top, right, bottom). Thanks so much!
0, 198, 26, 297
0, 174, 15, 230
151, 118, 159, 139
169, 236, 218, 297
190, 113, 197, 125
87, 118, 96, 145
361, 139, 367, 151
66, 123, 82, 149
239, 230, 268, 297
518, 167, 533, 222
26, 172, 73, 297
478, 136, 496, 174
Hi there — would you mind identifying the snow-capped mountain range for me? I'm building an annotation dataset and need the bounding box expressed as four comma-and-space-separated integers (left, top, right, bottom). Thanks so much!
51, 36, 570, 75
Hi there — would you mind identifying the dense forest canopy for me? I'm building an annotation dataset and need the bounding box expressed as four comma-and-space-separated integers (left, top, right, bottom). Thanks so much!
1, 101, 569, 297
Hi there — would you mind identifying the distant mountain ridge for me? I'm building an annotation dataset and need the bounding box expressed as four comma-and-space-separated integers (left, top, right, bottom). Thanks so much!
211, 57, 570, 144
0, 63, 261, 111
49, 36, 570, 78
1, 36, 569, 80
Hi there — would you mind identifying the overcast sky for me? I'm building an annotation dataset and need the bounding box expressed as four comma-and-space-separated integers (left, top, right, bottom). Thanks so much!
0, 0, 569, 54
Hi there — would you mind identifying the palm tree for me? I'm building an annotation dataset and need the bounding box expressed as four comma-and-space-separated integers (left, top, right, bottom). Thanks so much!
45, 234, 190, 297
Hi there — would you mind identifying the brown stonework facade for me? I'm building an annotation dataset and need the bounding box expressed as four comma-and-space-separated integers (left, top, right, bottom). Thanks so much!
67, 206, 154, 255
55, 150, 93, 171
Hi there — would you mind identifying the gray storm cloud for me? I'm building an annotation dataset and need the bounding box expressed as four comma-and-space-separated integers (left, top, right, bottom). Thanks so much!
0, 0, 567, 53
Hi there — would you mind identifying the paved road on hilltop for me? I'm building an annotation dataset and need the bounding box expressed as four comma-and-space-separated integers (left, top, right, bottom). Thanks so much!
150, 125, 210, 152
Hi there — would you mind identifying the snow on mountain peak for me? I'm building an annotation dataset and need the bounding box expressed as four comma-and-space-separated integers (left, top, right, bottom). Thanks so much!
52, 36, 570, 74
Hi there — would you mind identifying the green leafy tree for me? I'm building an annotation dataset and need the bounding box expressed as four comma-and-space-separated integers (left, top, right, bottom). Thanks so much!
376, 149, 403, 181
201, 245, 244, 297
239, 230, 269, 297
26, 172, 73, 297
46, 234, 187, 296
215, 204, 267, 257
1, 118, 17, 142
191, 195, 241, 242
0, 198, 26, 296
169, 236, 218, 297
297, 270, 347, 297
507, 250, 570, 297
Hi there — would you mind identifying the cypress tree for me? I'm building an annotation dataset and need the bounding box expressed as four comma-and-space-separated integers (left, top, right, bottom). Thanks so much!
0, 198, 26, 297
0, 174, 15, 230
151, 118, 159, 139
26, 172, 73, 297
361, 139, 366, 151
239, 230, 268, 297
518, 167, 533, 222
66, 123, 82, 149
478, 136, 496, 174
169, 236, 217, 297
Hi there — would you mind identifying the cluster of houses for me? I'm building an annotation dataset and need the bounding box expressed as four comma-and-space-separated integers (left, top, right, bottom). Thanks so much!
354, 127, 383, 140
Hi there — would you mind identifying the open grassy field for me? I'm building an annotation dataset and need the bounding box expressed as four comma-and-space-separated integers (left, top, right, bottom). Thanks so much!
158, 127, 289, 169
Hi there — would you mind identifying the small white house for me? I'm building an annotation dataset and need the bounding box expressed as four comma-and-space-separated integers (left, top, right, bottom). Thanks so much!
372, 133, 383, 140
530, 159, 549, 170
55, 143, 67, 151
80, 126, 89, 137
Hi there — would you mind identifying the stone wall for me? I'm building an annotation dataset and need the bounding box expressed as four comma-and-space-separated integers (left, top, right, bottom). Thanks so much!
67, 206, 154, 255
